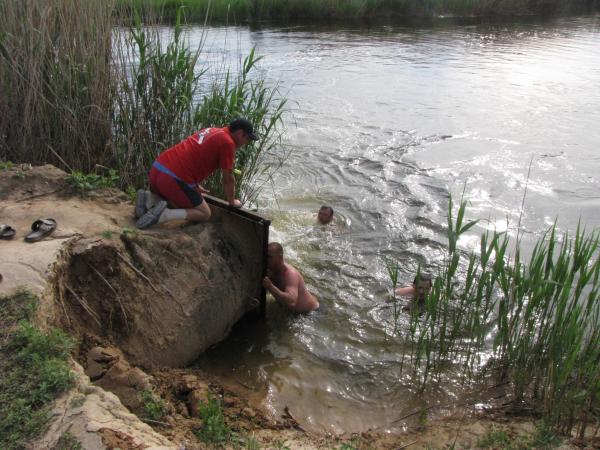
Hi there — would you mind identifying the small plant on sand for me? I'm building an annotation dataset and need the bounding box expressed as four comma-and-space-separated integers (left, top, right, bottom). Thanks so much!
195, 393, 231, 444
271, 440, 291, 450
530, 421, 561, 449
125, 186, 138, 203
0, 160, 13, 170
338, 443, 358, 450
51, 432, 83, 450
242, 434, 261, 449
476, 422, 561, 450
476, 428, 512, 449
66, 169, 119, 193
139, 390, 166, 421
121, 227, 138, 238
0, 290, 74, 450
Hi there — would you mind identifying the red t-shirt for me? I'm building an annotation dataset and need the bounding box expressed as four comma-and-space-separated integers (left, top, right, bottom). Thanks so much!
156, 127, 235, 184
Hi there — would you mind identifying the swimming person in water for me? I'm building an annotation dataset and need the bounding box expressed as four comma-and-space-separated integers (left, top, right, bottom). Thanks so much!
263, 242, 319, 313
395, 273, 432, 309
317, 205, 334, 225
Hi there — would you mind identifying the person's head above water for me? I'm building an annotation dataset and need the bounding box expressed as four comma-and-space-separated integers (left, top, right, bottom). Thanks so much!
267, 242, 284, 271
317, 205, 334, 225
413, 273, 432, 298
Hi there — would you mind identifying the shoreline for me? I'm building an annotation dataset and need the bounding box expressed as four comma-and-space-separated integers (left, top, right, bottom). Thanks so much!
113, 1, 600, 27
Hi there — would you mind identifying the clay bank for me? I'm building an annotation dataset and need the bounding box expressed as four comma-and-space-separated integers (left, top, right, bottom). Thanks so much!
0, 165, 286, 449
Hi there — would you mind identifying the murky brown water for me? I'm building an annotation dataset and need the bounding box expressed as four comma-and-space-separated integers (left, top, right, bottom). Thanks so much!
193, 15, 600, 433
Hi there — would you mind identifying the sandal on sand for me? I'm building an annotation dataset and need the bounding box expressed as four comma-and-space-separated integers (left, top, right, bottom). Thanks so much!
24, 218, 56, 243
0, 224, 16, 240
136, 200, 167, 229
135, 189, 148, 219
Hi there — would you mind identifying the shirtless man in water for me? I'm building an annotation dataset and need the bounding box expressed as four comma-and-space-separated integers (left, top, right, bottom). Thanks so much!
262, 242, 319, 313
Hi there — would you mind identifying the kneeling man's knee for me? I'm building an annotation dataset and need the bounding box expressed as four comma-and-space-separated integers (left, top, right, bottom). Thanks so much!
199, 205, 211, 219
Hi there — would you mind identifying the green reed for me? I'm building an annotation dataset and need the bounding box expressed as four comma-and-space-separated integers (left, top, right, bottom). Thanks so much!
194, 47, 288, 205
111, 7, 202, 186
0, 0, 288, 203
0, 0, 113, 171
114, 0, 598, 23
387, 197, 600, 434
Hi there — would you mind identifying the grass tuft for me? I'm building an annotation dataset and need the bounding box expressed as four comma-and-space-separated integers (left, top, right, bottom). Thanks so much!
195, 393, 231, 444
51, 432, 83, 450
139, 390, 167, 421
0, 290, 74, 450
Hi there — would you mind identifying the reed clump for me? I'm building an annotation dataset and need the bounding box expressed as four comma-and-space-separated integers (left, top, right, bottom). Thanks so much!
387, 197, 600, 435
0, 0, 287, 202
0, 0, 113, 171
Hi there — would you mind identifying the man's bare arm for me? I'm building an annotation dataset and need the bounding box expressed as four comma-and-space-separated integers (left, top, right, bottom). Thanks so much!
395, 286, 416, 297
221, 169, 242, 207
263, 276, 299, 309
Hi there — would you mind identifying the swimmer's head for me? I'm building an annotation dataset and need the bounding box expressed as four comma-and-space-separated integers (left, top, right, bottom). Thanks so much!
317, 205, 334, 225
267, 242, 284, 270
413, 273, 432, 298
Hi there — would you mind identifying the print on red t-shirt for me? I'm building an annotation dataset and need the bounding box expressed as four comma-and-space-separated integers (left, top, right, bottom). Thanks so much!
156, 127, 236, 184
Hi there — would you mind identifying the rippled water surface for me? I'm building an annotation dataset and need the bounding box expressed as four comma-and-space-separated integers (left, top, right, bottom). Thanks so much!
193, 16, 600, 433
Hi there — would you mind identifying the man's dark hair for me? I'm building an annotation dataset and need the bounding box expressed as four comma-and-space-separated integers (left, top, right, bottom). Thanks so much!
320, 205, 333, 216
229, 117, 258, 141
268, 242, 283, 256
413, 273, 432, 285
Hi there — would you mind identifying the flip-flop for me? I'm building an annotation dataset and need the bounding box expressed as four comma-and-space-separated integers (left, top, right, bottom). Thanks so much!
134, 189, 148, 219
24, 218, 57, 243
135, 200, 167, 229
0, 224, 16, 240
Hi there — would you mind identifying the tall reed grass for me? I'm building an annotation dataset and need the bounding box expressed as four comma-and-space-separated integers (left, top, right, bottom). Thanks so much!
115, 0, 598, 23
386, 197, 600, 434
0, 0, 113, 171
0, 0, 288, 203
194, 48, 287, 204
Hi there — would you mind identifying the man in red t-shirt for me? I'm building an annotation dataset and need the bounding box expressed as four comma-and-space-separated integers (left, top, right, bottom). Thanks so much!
135, 118, 258, 229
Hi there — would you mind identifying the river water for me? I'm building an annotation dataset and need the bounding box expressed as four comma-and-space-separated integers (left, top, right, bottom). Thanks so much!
193, 16, 600, 433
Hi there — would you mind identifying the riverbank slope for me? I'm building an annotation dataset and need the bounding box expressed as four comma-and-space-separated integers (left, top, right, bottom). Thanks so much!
0, 164, 592, 449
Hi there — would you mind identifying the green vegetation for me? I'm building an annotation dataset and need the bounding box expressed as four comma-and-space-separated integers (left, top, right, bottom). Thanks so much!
115, 0, 599, 23
386, 197, 600, 435
271, 440, 291, 450
51, 432, 83, 450
338, 443, 359, 450
101, 230, 115, 239
0, 0, 287, 205
476, 428, 512, 448
0, 160, 14, 170
195, 393, 231, 444
0, 290, 74, 450
476, 423, 561, 449
139, 390, 167, 421
241, 434, 261, 449
196, 47, 287, 204
66, 170, 120, 193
